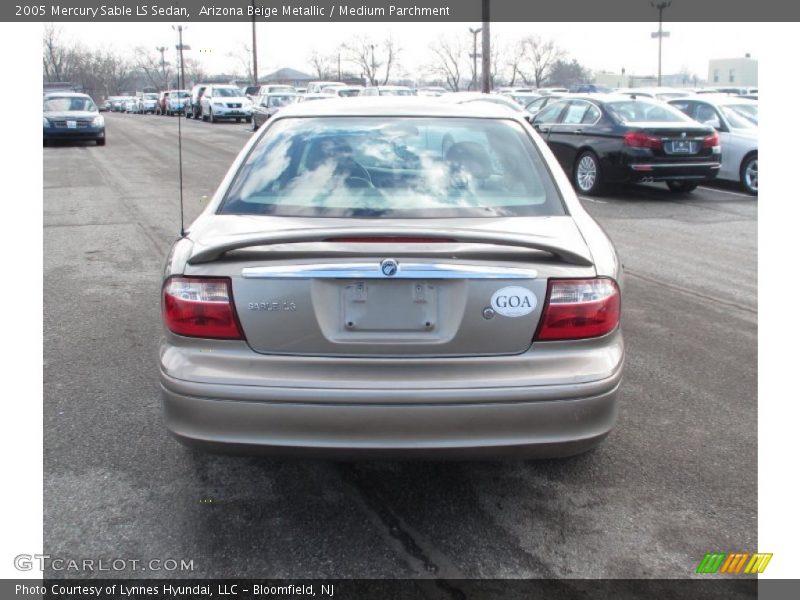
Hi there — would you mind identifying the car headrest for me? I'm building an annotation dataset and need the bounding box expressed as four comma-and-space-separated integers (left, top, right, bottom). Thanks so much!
445, 141, 493, 180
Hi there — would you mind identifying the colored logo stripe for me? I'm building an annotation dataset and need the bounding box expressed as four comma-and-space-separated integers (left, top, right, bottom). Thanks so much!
696, 552, 773, 574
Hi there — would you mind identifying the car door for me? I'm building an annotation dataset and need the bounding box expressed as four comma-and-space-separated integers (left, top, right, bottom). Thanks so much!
545, 100, 603, 169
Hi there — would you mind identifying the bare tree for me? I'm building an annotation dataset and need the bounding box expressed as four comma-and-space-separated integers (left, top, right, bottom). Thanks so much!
344, 37, 401, 86
134, 47, 172, 90
520, 36, 564, 87
183, 57, 207, 87
504, 39, 527, 87
43, 25, 75, 82
227, 42, 254, 82
309, 50, 333, 80
428, 37, 464, 91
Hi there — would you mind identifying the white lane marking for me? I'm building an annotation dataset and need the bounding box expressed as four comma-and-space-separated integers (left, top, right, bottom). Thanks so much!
578, 195, 607, 203
698, 186, 754, 199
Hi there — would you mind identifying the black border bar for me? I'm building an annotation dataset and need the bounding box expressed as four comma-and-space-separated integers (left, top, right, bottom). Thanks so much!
6, 0, 800, 22
2, 578, 778, 600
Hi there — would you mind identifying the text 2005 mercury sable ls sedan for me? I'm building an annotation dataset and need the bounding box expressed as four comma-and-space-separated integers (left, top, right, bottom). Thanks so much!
159, 98, 624, 458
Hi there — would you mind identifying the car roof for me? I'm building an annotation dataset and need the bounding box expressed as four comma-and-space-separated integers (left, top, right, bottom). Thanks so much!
274, 96, 524, 119
670, 94, 757, 106
44, 92, 91, 98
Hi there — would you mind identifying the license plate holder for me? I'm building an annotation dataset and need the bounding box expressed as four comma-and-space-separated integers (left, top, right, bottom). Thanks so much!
667, 140, 697, 154
343, 281, 437, 332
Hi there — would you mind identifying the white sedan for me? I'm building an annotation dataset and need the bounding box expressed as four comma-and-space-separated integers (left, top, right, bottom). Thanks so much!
669, 95, 758, 194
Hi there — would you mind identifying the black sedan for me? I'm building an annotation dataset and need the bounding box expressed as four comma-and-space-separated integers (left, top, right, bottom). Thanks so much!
43, 93, 105, 146
531, 94, 720, 194
251, 93, 300, 131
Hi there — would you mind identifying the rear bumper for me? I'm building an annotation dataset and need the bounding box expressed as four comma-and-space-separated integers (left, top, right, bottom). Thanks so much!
626, 161, 720, 182
160, 357, 622, 459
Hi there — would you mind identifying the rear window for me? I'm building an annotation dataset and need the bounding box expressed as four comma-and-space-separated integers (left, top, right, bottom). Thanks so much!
220, 117, 565, 218
606, 100, 692, 123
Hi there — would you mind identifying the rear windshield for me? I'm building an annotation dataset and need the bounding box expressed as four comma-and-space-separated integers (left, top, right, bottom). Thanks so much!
379, 89, 414, 96
44, 96, 97, 112
606, 100, 691, 123
219, 117, 565, 218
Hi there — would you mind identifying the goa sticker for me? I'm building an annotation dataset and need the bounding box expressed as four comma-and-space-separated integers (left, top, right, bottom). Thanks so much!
490, 286, 537, 317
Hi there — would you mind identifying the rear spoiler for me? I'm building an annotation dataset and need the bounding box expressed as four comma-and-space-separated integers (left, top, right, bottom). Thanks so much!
187, 227, 594, 266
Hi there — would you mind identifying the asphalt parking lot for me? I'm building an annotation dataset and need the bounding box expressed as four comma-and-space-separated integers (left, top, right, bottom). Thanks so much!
44, 112, 757, 579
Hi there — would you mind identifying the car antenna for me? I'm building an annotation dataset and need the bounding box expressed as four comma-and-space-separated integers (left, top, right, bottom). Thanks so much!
177, 100, 186, 237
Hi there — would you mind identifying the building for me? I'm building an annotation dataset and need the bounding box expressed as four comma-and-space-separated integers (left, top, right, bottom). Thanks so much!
708, 55, 757, 87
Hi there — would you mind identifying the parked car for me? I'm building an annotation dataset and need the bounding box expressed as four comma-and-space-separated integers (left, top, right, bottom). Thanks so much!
100, 99, 111, 112
43, 92, 105, 146
616, 87, 695, 102
251, 92, 300, 130
186, 84, 210, 119
159, 97, 623, 458
166, 90, 191, 115
668, 95, 758, 194
109, 96, 125, 112
569, 84, 613, 94
123, 97, 138, 113
200, 85, 253, 123
321, 85, 364, 97
531, 94, 721, 194
137, 92, 159, 114
361, 85, 415, 96
525, 93, 568, 116
417, 86, 448, 97
511, 93, 542, 107
259, 85, 296, 95
298, 93, 330, 102
440, 92, 533, 120
306, 81, 346, 93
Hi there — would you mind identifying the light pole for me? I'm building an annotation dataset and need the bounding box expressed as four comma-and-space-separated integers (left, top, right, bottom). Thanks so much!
172, 25, 189, 90
651, 1, 671, 87
369, 44, 376, 86
481, 0, 490, 93
155, 46, 169, 89
250, 0, 258, 85
469, 26, 482, 91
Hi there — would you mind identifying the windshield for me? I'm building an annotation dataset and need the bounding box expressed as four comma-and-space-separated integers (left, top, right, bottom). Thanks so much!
172, 90, 190, 98
338, 89, 362, 97
722, 104, 758, 128
220, 117, 564, 218
606, 100, 691, 123
44, 96, 97, 112
143, 93, 159, 100
213, 87, 241, 97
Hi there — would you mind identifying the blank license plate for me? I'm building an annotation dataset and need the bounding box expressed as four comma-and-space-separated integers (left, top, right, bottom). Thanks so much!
66, 121, 77, 129
343, 281, 438, 332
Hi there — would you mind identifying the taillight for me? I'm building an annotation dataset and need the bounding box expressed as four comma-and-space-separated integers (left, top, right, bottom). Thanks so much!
535, 278, 620, 341
702, 131, 719, 147
162, 277, 243, 339
623, 132, 662, 150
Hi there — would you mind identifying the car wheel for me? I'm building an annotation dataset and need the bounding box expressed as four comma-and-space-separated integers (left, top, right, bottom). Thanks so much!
666, 181, 698, 193
740, 154, 758, 195
96, 136, 106, 146
574, 151, 603, 195
245, 116, 253, 124
252, 118, 259, 132
209, 110, 216, 123
43, 139, 49, 147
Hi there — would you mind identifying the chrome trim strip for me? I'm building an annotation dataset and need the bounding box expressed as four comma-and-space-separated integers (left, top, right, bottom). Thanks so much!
630, 162, 721, 168
242, 263, 538, 280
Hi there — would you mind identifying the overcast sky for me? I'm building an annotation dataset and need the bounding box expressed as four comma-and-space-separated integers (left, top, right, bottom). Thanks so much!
53, 21, 760, 81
